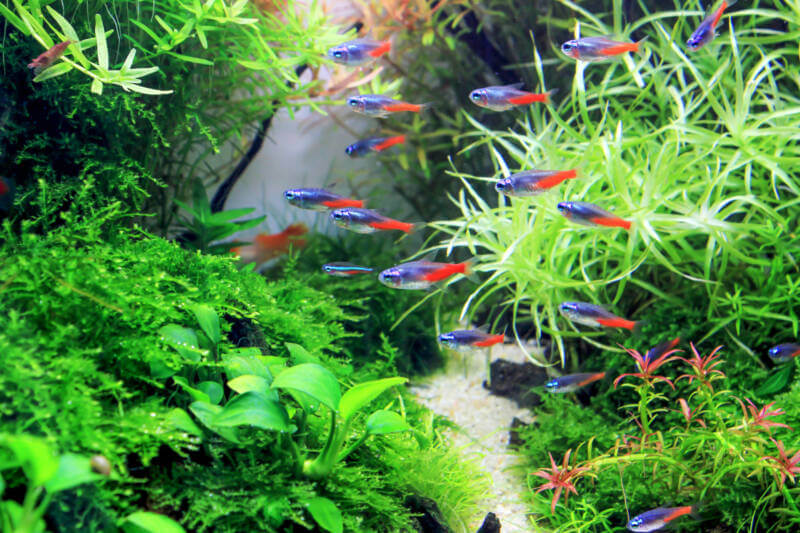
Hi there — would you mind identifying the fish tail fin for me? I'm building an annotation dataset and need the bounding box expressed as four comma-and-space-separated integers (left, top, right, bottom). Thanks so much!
368, 40, 391, 58
461, 260, 479, 283
372, 135, 406, 152
544, 88, 559, 103
633, 36, 648, 53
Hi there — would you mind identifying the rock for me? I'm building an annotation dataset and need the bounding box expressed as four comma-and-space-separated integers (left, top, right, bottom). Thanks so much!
508, 417, 530, 448
405, 495, 453, 533
476, 512, 501, 533
483, 359, 548, 408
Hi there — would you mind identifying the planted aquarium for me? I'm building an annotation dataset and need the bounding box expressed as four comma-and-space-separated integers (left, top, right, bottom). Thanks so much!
1, 0, 799, 531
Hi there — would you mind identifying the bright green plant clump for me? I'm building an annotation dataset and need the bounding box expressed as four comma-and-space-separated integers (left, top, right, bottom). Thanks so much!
0, 217, 483, 531
526, 343, 800, 531
429, 0, 800, 363
0, 0, 346, 231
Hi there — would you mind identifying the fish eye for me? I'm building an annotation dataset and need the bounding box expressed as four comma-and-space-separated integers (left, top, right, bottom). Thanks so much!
345, 146, 354, 154
332, 211, 344, 219
495, 180, 508, 191
469, 91, 481, 102
545, 379, 557, 388
332, 50, 343, 58
347, 98, 359, 107
284, 190, 295, 200
769, 346, 779, 356
322, 265, 332, 272
562, 43, 573, 52
557, 202, 567, 211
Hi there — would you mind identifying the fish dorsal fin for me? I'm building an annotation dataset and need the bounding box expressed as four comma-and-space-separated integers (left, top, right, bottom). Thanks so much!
502, 82, 525, 90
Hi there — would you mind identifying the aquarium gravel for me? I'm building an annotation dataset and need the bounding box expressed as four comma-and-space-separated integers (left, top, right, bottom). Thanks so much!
411, 346, 535, 532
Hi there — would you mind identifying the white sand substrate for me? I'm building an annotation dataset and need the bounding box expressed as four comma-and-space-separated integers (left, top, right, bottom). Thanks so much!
410, 345, 537, 532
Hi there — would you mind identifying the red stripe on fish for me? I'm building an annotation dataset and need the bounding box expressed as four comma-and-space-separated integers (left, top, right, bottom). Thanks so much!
576, 372, 606, 387
369, 220, 415, 233
664, 506, 693, 523
422, 263, 468, 282
536, 170, 578, 189
322, 199, 364, 208
595, 317, 637, 330
712, 2, 729, 28
589, 216, 631, 230
507, 92, 551, 105
372, 135, 406, 152
472, 334, 505, 347
368, 41, 391, 58
383, 103, 423, 113
599, 43, 639, 56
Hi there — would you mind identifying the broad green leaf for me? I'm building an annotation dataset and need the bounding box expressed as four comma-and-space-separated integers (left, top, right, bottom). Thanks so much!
172, 377, 209, 403
305, 497, 343, 533
44, 454, 103, 492
158, 324, 204, 362
94, 15, 108, 70
271, 363, 340, 411
213, 392, 291, 432
0, 3, 26, 34
228, 375, 269, 394
285, 342, 319, 364
1, 500, 45, 532
339, 377, 407, 422
365, 411, 410, 435
166, 408, 203, 437
45, 6, 80, 43
149, 358, 176, 380
755, 364, 795, 396
189, 304, 220, 345
33, 62, 73, 82
223, 351, 274, 381
189, 401, 239, 443
121, 511, 186, 533
197, 381, 223, 405
1, 435, 58, 486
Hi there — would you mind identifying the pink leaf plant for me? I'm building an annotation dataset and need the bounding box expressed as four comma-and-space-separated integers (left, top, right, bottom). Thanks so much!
531, 449, 593, 513
614, 344, 681, 389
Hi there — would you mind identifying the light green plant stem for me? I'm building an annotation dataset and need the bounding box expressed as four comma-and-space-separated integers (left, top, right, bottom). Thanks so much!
337, 432, 370, 463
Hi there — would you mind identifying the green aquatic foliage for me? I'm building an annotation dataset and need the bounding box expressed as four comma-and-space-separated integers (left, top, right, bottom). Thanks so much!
173, 179, 265, 255
525, 343, 800, 531
0, 0, 347, 232
427, 0, 800, 363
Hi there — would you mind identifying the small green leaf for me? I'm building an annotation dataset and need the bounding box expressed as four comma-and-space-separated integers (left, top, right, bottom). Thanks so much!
33, 62, 73, 82
90, 78, 103, 94
197, 381, 223, 405
159, 324, 204, 362
94, 15, 108, 70
755, 364, 795, 396
223, 351, 274, 381
172, 376, 209, 403
213, 392, 291, 432
121, 511, 186, 533
305, 497, 343, 533
189, 401, 240, 443
0, 435, 58, 486
190, 304, 220, 345
166, 408, 203, 437
285, 342, 319, 364
228, 375, 269, 394
206, 208, 257, 224
271, 363, 340, 412
366, 411, 410, 435
339, 377, 407, 422
44, 454, 103, 492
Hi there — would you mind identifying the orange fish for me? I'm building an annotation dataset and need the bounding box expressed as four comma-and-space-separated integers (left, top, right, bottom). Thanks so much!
230, 223, 308, 265
28, 41, 71, 74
